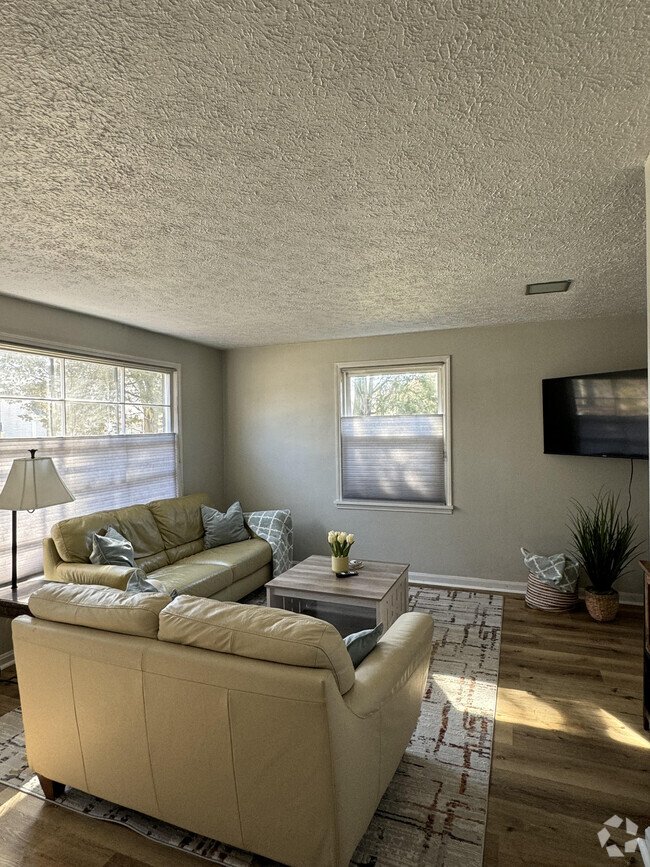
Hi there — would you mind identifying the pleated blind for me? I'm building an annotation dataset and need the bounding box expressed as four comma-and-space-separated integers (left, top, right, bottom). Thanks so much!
0, 434, 178, 582
341, 415, 446, 503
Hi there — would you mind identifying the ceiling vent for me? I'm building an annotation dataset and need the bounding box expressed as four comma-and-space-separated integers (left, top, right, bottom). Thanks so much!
525, 280, 572, 295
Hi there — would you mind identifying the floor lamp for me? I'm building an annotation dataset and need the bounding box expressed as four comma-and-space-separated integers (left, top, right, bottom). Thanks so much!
0, 449, 75, 592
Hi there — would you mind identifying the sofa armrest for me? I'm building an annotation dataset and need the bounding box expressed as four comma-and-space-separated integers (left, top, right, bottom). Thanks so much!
43, 537, 62, 581
342, 612, 433, 719
52, 562, 139, 590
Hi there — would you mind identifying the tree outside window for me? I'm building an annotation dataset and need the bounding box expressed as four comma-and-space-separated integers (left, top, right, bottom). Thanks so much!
0, 347, 172, 438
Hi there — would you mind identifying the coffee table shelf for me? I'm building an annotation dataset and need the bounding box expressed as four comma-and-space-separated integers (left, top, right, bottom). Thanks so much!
266, 555, 409, 637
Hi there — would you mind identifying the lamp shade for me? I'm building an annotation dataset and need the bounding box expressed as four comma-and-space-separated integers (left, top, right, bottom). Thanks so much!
0, 456, 75, 511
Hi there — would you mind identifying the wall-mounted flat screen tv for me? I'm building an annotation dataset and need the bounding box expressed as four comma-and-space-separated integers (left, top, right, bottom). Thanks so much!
543, 369, 648, 459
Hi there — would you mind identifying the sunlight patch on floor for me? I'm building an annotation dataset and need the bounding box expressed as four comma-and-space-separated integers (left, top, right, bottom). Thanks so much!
496, 686, 650, 750
431, 673, 495, 698
595, 707, 650, 750
0, 789, 29, 817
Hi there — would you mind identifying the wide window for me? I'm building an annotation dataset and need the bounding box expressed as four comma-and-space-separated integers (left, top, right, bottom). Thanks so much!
0, 344, 178, 583
336, 357, 451, 512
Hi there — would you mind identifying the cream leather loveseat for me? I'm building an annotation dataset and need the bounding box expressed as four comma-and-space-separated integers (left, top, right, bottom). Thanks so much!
42, 492, 272, 601
13, 583, 434, 867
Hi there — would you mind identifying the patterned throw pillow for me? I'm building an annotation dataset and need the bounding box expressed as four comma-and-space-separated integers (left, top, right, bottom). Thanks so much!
520, 547, 580, 593
245, 509, 293, 577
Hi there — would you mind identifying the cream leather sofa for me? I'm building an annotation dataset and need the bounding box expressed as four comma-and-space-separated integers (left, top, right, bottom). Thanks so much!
13, 583, 434, 867
42, 492, 272, 601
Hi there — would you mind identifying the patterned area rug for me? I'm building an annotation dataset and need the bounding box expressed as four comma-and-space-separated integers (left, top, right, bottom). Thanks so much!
0, 586, 502, 866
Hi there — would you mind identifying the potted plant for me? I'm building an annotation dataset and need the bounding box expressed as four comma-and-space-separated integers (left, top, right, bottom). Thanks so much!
568, 489, 640, 622
328, 530, 355, 573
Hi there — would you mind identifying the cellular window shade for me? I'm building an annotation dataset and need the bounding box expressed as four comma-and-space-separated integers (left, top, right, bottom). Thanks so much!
0, 434, 177, 582
341, 415, 445, 503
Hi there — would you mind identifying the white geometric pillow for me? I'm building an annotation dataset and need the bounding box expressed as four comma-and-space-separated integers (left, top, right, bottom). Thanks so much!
521, 547, 580, 593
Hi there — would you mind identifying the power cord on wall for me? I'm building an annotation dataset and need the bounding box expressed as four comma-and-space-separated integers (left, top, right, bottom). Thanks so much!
626, 458, 634, 524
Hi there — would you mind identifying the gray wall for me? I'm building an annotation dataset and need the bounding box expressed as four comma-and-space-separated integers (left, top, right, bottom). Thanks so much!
0, 294, 224, 657
647, 157, 650, 573
224, 314, 648, 596
2, 304, 647, 663
0, 295, 224, 500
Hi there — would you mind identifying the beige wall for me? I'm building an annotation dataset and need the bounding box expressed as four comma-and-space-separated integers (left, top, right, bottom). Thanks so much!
224, 315, 648, 596
0, 294, 224, 658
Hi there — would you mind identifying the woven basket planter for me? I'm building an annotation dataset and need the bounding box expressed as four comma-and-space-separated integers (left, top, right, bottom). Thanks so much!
525, 572, 579, 613
584, 588, 619, 622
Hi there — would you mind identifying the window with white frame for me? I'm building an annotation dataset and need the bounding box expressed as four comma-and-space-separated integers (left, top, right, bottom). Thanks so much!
0, 343, 179, 583
336, 358, 451, 511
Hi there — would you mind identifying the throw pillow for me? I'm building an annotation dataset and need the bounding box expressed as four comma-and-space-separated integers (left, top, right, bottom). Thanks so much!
201, 502, 250, 549
124, 569, 178, 599
125, 568, 161, 593
343, 622, 384, 667
90, 526, 136, 568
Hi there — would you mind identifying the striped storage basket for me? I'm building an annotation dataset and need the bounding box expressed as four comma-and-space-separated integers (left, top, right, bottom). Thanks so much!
525, 571, 579, 612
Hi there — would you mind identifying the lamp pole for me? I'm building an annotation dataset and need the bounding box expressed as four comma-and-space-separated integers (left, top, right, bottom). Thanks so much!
10, 509, 17, 593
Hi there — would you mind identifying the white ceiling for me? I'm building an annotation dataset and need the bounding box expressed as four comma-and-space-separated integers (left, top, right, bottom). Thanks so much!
1, 0, 648, 348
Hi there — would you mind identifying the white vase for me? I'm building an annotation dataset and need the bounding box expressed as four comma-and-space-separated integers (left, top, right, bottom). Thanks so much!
331, 556, 349, 573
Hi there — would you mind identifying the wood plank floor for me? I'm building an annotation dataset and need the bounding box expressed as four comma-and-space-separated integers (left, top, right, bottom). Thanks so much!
0, 595, 648, 865
484, 596, 649, 867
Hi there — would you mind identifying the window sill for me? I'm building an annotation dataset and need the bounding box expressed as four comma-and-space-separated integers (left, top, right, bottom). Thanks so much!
334, 499, 454, 514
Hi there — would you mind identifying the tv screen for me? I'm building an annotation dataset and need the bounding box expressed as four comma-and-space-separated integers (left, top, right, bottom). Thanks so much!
543, 369, 649, 459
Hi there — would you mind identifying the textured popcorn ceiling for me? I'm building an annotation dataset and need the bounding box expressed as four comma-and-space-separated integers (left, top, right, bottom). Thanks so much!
1, 1, 648, 348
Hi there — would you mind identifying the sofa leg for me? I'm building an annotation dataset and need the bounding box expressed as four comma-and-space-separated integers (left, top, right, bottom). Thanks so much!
37, 774, 65, 800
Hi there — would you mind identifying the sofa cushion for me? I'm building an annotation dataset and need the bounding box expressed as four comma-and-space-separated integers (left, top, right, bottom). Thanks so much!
166, 538, 204, 565
134, 550, 170, 574
51, 509, 116, 563
146, 563, 234, 598
201, 502, 250, 548
112, 505, 166, 560
28, 583, 172, 639
182, 539, 272, 582
148, 492, 210, 549
159, 596, 356, 694
51, 504, 165, 564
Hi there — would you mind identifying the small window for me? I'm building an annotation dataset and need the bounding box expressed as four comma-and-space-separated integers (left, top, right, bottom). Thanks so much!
336, 357, 452, 512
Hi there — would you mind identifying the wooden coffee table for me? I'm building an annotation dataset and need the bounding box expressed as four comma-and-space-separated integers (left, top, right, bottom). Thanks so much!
266, 555, 409, 637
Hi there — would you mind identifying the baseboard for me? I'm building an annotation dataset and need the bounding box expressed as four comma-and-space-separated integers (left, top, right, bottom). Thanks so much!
409, 571, 643, 607
616, 590, 644, 606
0, 650, 15, 671
410, 572, 528, 597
